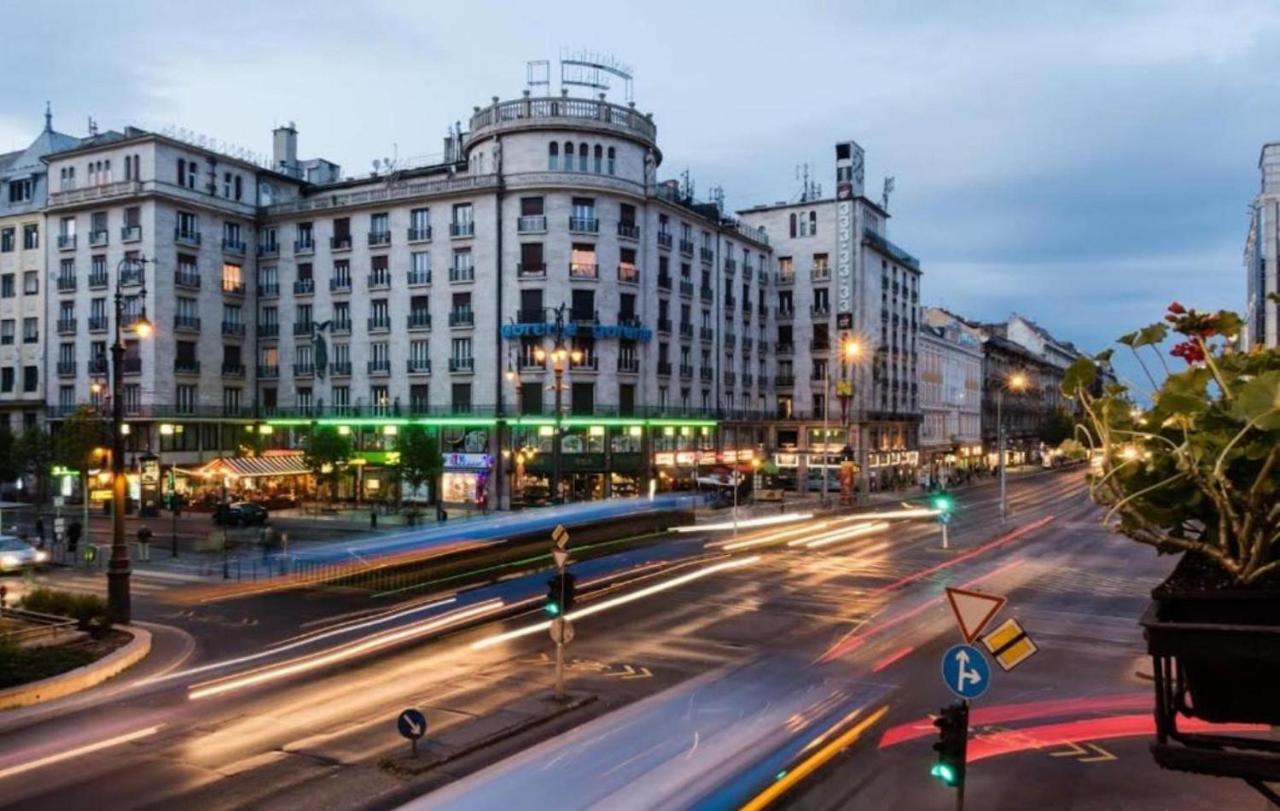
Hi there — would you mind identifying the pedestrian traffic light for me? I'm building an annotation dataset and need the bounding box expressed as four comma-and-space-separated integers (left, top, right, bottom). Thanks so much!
544, 572, 578, 617
931, 701, 968, 789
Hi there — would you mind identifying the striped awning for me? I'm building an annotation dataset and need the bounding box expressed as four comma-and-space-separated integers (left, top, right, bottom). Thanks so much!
195, 453, 311, 479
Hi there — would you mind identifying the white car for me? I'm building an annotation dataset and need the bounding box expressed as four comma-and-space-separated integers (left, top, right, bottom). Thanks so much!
0, 536, 49, 572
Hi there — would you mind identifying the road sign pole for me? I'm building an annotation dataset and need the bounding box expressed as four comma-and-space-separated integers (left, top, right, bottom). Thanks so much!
956, 701, 967, 811
941, 521, 949, 550
555, 563, 565, 700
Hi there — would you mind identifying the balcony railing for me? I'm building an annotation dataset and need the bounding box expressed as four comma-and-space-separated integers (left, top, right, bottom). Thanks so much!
121, 225, 141, 243
57, 234, 76, 250
700, 368, 713, 382
776, 307, 795, 321
518, 308, 544, 324
568, 217, 599, 233
258, 243, 279, 257
679, 280, 694, 297
258, 324, 279, 338
56, 318, 76, 334
679, 364, 693, 378
221, 363, 246, 377
368, 230, 392, 247
810, 339, 831, 352
658, 360, 672, 376
657, 317, 672, 333
408, 225, 432, 242
517, 216, 546, 233
571, 355, 599, 371
776, 374, 795, 387
174, 360, 200, 375
175, 228, 201, 246
294, 238, 315, 254
257, 365, 280, 379
811, 305, 830, 317
449, 265, 475, 283
407, 359, 431, 374
679, 239, 694, 255
657, 232, 673, 250
617, 222, 640, 240
450, 222, 475, 238
449, 357, 475, 373
367, 360, 391, 375
408, 313, 432, 330
657, 272, 672, 290
89, 230, 108, 247
57, 360, 76, 376
174, 315, 201, 331
222, 238, 247, 254
88, 316, 108, 332
367, 317, 392, 332
570, 308, 597, 325
120, 267, 145, 286
293, 363, 315, 377
57, 276, 76, 292
367, 272, 391, 289
812, 266, 831, 282
294, 322, 314, 335
699, 326, 714, 342
221, 322, 245, 337
294, 279, 315, 295
122, 358, 143, 374
679, 323, 693, 338
449, 310, 475, 327
330, 236, 352, 251
699, 247, 714, 264
258, 283, 279, 297
517, 263, 546, 278
617, 265, 639, 284
724, 258, 737, 275
330, 361, 352, 376
407, 269, 431, 286
778, 342, 795, 355
776, 272, 795, 286
569, 263, 599, 280
699, 286, 714, 302
617, 356, 640, 373
330, 277, 352, 293
88, 271, 108, 289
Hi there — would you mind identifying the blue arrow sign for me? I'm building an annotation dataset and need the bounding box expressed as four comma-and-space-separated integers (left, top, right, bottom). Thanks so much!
941, 643, 990, 700
397, 708, 427, 740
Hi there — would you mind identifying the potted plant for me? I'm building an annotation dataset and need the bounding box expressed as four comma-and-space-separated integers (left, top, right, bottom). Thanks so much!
1064, 301, 1280, 727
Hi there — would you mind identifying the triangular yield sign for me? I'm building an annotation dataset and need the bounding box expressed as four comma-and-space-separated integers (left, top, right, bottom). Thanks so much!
552, 548, 570, 569
945, 587, 1006, 643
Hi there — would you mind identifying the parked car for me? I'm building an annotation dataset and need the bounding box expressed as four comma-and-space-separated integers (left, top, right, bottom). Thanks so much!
0, 536, 49, 573
212, 501, 269, 526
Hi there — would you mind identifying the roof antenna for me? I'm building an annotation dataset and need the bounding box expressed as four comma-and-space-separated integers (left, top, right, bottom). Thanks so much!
44, 101, 52, 133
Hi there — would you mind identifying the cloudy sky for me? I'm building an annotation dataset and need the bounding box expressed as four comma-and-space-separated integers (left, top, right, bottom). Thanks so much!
2, 0, 1272, 387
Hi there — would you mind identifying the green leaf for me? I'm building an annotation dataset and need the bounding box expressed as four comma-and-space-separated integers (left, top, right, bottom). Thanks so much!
1135, 323, 1169, 348
1061, 356, 1097, 397
1233, 370, 1280, 430
1214, 311, 1244, 340
1154, 366, 1212, 418
1094, 348, 1115, 364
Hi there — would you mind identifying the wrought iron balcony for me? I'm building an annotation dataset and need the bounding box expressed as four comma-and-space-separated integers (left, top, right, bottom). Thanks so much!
407, 269, 431, 286
449, 222, 475, 238
89, 230, 108, 247
517, 216, 546, 233
120, 225, 141, 243
408, 313, 432, 330
293, 279, 315, 295
408, 226, 432, 242
367, 230, 392, 247
617, 222, 640, 240
568, 217, 599, 233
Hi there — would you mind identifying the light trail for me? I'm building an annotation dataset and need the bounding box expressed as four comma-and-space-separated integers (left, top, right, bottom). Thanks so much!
871, 646, 915, 673
673, 513, 814, 533
739, 705, 889, 811
0, 725, 163, 781
189, 599, 505, 700
714, 522, 832, 551
143, 596, 459, 687
791, 522, 889, 549
471, 556, 761, 650
965, 714, 1268, 763
878, 693, 1155, 747
848, 507, 940, 520
871, 515, 1054, 595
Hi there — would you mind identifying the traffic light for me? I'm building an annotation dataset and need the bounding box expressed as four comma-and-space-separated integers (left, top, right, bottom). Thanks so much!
931, 492, 954, 523
544, 572, 578, 617
931, 701, 968, 789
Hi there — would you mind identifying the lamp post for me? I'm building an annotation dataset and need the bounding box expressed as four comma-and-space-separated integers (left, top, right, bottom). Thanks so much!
997, 372, 1029, 522
108, 256, 152, 624
835, 338, 863, 507
535, 306, 581, 504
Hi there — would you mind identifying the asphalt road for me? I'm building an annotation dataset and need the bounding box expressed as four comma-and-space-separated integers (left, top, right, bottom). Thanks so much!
0, 470, 1260, 810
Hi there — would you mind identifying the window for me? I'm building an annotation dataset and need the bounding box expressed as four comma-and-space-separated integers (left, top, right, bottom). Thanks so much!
619, 248, 637, 283
23, 366, 38, 392
223, 387, 242, 414
177, 211, 198, 238
332, 386, 350, 411
22, 271, 36, 295
520, 242, 544, 275
0, 229, 12, 252
570, 244, 597, 278
619, 203, 636, 227
223, 303, 242, 327
297, 222, 314, 247
370, 384, 390, 412
548, 142, 558, 171
297, 262, 313, 281
222, 262, 243, 293
234, 175, 243, 201
0, 368, 10, 392
59, 216, 76, 239
451, 203, 473, 233
22, 318, 36, 343
333, 301, 350, 327
409, 384, 429, 413
451, 382, 472, 413
296, 388, 313, 412
521, 196, 544, 216
578, 143, 588, 172
22, 224, 38, 250
607, 147, 616, 175
332, 217, 351, 247
411, 251, 430, 282
409, 338, 430, 366
593, 145, 603, 174
177, 158, 197, 189
176, 385, 197, 415
810, 211, 817, 236
410, 208, 430, 239
8, 178, 32, 203
571, 382, 594, 415
370, 212, 389, 237
0, 320, 12, 345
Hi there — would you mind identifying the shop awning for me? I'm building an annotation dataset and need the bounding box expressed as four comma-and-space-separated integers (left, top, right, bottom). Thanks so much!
195, 453, 311, 479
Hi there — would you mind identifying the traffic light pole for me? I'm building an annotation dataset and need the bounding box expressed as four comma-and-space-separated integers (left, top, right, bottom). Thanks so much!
941, 520, 950, 550
554, 559, 565, 701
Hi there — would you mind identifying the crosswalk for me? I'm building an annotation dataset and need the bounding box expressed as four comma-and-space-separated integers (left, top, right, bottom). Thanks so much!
4, 565, 210, 602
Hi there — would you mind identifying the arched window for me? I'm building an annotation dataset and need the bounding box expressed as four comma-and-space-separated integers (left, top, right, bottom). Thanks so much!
593, 145, 603, 174
578, 143, 588, 172
809, 211, 817, 236
564, 141, 574, 170
607, 147, 616, 175
789, 212, 797, 238
548, 142, 558, 171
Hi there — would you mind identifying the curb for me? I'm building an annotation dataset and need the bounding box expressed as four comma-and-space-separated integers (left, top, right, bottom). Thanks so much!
0, 625, 152, 711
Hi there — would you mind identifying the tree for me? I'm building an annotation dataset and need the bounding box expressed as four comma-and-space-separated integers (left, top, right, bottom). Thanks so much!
0, 426, 19, 485
14, 426, 53, 502
1038, 407, 1075, 447
52, 408, 109, 512
398, 426, 441, 505
300, 426, 352, 503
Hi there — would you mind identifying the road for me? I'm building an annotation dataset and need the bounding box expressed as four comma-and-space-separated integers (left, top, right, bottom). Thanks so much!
0, 470, 1258, 810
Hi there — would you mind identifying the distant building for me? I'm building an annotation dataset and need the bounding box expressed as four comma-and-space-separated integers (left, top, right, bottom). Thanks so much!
918, 308, 983, 482
1244, 142, 1280, 349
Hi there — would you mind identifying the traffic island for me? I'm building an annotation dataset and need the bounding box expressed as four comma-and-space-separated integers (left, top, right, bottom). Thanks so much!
0, 624, 151, 710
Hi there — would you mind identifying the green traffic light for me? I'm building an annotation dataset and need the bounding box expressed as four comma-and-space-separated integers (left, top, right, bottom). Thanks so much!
932, 495, 953, 512
931, 763, 957, 785
544, 602, 560, 617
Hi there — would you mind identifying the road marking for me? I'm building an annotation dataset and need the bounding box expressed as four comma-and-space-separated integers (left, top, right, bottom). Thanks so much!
1049, 741, 1116, 763
0, 725, 163, 781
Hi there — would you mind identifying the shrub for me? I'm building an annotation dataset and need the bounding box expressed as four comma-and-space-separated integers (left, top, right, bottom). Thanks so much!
19, 587, 113, 637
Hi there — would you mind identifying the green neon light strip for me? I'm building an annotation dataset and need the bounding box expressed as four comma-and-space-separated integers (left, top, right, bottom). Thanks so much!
267, 416, 718, 429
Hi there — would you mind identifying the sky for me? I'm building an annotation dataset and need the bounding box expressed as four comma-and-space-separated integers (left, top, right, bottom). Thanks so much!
1, 0, 1273, 391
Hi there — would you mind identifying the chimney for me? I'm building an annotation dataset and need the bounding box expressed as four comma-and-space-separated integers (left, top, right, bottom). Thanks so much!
273, 122, 298, 176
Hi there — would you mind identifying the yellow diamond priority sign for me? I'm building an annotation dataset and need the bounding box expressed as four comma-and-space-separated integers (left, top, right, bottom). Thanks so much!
981, 618, 1038, 671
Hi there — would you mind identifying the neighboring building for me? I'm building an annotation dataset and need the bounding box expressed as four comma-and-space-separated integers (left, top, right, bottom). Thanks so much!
919, 308, 983, 482
1244, 142, 1280, 349
739, 141, 923, 491
0, 106, 78, 432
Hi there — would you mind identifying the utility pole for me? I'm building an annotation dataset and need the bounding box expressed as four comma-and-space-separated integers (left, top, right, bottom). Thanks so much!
546, 523, 575, 701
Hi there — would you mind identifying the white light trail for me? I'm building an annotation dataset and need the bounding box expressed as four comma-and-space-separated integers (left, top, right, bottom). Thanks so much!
189, 599, 503, 700
673, 513, 814, 533
796, 522, 890, 549
470, 556, 761, 650
715, 522, 832, 551
0, 725, 163, 781
855, 508, 940, 519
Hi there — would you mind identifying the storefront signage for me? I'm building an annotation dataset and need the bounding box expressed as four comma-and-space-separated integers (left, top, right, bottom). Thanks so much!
501, 323, 653, 343
836, 199, 855, 317
443, 453, 492, 470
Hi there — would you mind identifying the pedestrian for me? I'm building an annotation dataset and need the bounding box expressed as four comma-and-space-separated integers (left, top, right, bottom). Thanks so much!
136, 526, 152, 562
66, 520, 81, 557
34, 517, 44, 545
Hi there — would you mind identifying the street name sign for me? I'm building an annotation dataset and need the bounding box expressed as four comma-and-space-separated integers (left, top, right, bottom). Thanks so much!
941, 643, 991, 700
945, 587, 1006, 643
981, 618, 1039, 671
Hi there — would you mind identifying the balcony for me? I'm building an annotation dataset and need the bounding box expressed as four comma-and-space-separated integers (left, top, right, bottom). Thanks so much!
88, 357, 108, 375
679, 323, 693, 338
679, 280, 694, 297
88, 230, 108, 247
812, 266, 831, 282
367, 271, 391, 290
449, 265, 475, 283
679, 239, 694, 255
724, 334, 736, 350
121, 225, 141, 243
679, 364, 693, 378
407, 359, 432, 374
699, 286, 714, 302
617, 356, 640, 374
518, 308, 544, 324
56, 318, 76, 334
330, 319, 350, 335
258, 323, 279, 338
293, 363, 315, 378
658, 272, 672, 290
778, 342, 795, 355
257, 365, 279, 379
222, 238, 247, 254
368, 230, 392, 247
777, 374, 795, 387
700, 247, 714, 264
57, 276, 76, 292
174, 315, 201, 332
120, 266, 146, 287
655, 317, 672, 334
617, 222, 640, 240
408, 312, 432, 330
568, 216, 599, 233
758, 270, 768, 286
293, 279, 315, 296
619, 314, 642, 328
294, 238, 315, 254
88, 271, 108, 289
658, 360, 672, 376
408, 225, 432, 242
329, 277, 352, 293
517, 263, 546, 278
221, 322, 245, 337
617, 265, 639, 284
725, 295, 736, 310
57, 360, 76, 376
367, 359, 391, 375
174, 359, 200, 375
699, 326, 714, 342
657, 232, 673, 250
776, 273, 795, 286
330, 236, 352, 251
57, 234, 76, 250
517, 216, 546, 233
569, 263, 599, 280
724, 371, 736, 387
571, 355, 599, 372
776, 307, 795, 322
294, 322, 314, 336
810, 339, 831, 352
367, 316, 392, 332
700, 368, 713, 382
258, 243, 279, 257
724, 258, 737, 275
122, 358, 142, 375
519, 356, 544, 371
221, 363, 246, 378
330, 361, 352, 377
88, 316, 109, 332
175, 228, 201, 247
449, 222, 475, 238
449, 310, 475, 328
407, 269, 431, 286
449, 357, 475, 373
811, 304, 830, 317
570, 308, 597, 325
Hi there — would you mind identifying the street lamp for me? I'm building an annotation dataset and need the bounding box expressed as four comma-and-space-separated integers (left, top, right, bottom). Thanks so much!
997, 371, 1030, 522
833, 337, 863, 506
538, 310, 583, 504
107, 256, 152, 624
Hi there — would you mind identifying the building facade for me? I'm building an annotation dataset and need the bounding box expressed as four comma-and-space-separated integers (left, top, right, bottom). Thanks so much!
1244, 142, 1280, 349
918, 308, 983, 482
0, 108, 78, 432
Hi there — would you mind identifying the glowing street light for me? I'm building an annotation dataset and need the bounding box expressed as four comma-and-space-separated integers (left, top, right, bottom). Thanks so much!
997, 371, 1031, 522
